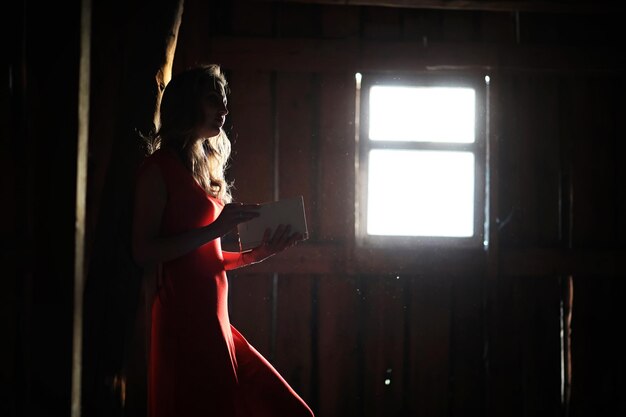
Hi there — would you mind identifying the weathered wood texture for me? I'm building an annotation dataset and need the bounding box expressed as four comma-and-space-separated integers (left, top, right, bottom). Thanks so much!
82, 1, 184, 417
169, 2, 626, 417
6, 0, 624, 416
272, 0, 619, 13
565, 74, 626, 417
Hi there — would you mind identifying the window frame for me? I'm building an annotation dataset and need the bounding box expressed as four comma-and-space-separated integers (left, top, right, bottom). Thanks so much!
356, 72, 488, 248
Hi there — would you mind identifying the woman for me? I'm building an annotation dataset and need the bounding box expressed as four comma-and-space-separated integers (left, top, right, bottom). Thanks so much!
132, 64, 314, 417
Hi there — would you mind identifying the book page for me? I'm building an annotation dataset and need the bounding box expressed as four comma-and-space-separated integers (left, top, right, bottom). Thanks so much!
237, 196, 309, 251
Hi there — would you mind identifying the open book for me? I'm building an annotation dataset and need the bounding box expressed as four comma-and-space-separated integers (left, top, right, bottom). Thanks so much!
237, 196, 309, 251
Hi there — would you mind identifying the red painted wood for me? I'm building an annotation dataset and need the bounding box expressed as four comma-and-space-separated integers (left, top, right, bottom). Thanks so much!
274, 275, 315, 406
361, 275, 407, 417
318, 73, 356, 241
407, 274, 452, 416
227, 70, 275, 204
317, 274, 360, 416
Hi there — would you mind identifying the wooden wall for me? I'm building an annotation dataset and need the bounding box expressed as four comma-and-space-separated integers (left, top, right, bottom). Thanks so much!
3, 0, 624, 417
173, 1, 625, 417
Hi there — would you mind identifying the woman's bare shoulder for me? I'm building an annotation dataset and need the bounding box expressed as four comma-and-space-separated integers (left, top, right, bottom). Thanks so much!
136, 153, 166, 194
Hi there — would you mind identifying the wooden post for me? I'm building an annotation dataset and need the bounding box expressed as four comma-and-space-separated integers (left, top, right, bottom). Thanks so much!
72, 0, 92, 416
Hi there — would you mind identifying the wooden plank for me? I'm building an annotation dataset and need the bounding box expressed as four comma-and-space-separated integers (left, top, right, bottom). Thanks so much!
274, 1, 323, 37
618, 77, 626, 241
498, 74, 561, 245
203, 36, 622, 73
565, 75, 625, 415
238, 243, 626, 275
72, 0, 94, 413
406, 274, 452, 416
226, 70, 275, 203
529, 76, 561, 243
317, 274, 360, 417
353, 247, 486, 275
361, 6, 402, 40
536, 77, 561, 244
490, 275, 561, 416
274, 275, 315, 407
270, 0, 620, 13
484, 69, 501, 417
360, 275, 407, 417
489, 274, 524, 417
318, 73, 356, 241
441, 9, 480, 42
242, 242, 343, 274
228, 273, 275, 358
496, 75, 526, 246
478, 10, 516, 43
232, 0, 274, 35
171, 0, 212, 71
401, 8, 444, 42
321, 3, 360, 38
517, 276, 561, 416
499, 248, 625, 276
569, 77, 620, 245
569, 276, 626, 415
224, 69, 276, 373
448, 273, 486, 415
270, 71, 317, 408
276, 72, 316, 218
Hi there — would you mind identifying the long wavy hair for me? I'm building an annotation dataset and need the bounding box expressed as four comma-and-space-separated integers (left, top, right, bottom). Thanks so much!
146, 64, 232, 203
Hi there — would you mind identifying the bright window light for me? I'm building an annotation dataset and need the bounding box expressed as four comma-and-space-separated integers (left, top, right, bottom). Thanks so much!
369, 86, 475, 143
367, 150, 475, 237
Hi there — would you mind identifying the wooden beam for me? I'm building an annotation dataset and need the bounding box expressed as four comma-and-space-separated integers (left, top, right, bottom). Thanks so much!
499, 248, 624, 277
205, 36, 621, 74
351, 246, 486, 275
236, 243, 625, 276
72, 0, 92, 416
261, 0, 619, 14
242, 242, 346, 274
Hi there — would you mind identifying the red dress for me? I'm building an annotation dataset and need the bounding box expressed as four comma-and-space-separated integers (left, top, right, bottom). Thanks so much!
140, 148, 314, 417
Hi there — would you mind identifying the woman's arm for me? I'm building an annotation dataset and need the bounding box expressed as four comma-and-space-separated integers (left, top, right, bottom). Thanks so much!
222, 225, 303, 271
131, 163, 258, 268
222, 251, 251, 270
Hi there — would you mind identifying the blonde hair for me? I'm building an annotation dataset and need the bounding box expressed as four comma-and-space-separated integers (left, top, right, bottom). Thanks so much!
147, 64, 232, 203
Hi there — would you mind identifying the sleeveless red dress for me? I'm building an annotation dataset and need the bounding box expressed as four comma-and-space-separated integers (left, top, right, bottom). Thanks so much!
139, 148, 314, 417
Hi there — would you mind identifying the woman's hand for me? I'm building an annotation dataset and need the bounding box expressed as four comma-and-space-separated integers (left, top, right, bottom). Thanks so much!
248, 224, 302, 263
212, 202, 260, 237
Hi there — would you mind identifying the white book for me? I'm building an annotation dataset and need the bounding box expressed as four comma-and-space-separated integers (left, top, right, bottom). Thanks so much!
237, 196, 309, 251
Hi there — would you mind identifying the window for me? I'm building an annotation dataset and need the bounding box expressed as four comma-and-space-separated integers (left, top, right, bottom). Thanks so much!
356, 73, 487, 246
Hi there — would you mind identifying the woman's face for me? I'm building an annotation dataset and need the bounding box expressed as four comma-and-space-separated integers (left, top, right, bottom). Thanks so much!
195, 82, 228, 138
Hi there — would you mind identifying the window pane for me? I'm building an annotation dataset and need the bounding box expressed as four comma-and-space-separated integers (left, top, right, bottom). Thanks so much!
367, 149, 475, 237
369, 86, 475, 143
